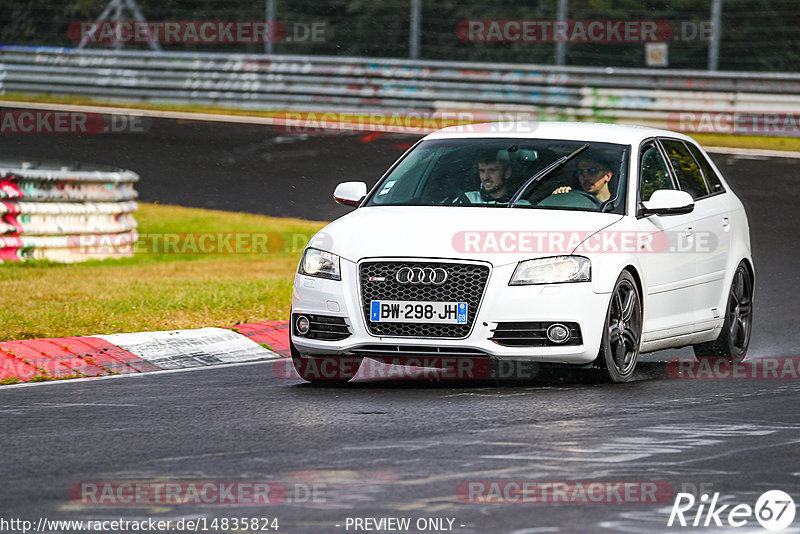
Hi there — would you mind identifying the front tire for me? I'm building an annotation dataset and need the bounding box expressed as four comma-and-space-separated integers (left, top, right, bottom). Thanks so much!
693, 262, 753, 362
595, 271, 643, 383
290, 338, 362, 384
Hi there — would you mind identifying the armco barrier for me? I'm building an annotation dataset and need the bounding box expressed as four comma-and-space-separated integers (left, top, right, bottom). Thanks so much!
3, 45, 800, 135
0, 158, 139, 262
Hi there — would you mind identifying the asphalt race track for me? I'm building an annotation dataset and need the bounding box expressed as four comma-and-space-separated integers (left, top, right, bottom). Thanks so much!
2, 118, 800, 533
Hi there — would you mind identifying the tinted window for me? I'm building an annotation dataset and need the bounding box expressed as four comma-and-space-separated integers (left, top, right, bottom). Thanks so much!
686, 142, 726, 195
660, 139, 709, 199
639, 144, 674, 202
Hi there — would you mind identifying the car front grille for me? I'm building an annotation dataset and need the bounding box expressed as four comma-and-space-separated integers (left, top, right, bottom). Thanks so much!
359, 260, 490, 338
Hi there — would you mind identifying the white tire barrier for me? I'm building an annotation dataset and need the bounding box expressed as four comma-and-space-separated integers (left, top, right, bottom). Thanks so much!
0, 160, 139, 262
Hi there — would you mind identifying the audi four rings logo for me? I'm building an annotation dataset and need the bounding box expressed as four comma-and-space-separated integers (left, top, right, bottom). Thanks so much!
395, 267, 448, 285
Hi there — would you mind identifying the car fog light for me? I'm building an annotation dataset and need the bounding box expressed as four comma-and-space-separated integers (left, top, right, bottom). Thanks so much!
296, 315, 311, 336
547, 323, 571, 344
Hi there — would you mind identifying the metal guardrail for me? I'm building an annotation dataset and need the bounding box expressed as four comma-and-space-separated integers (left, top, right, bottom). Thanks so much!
2, 45, 800, 134
0, 158, 138, 262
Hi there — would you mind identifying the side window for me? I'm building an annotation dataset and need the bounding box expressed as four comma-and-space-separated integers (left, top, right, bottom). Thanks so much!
686, 142, 726, 195
639, 143, 674, 202
660, 139, 709, 200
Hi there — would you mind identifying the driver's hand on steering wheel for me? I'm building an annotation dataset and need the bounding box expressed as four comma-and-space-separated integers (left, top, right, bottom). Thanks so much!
552, 186, 572, 194
439, 191, 470, 205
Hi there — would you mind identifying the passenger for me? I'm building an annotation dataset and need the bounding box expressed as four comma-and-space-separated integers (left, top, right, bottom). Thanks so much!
465, 152, 514, 204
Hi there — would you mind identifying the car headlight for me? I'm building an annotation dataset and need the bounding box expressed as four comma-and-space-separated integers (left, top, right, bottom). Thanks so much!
298, 248, 341, 281
510, 256, 591, 285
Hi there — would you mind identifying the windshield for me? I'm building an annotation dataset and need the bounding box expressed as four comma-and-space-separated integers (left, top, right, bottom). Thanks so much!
365, 138, 629, 214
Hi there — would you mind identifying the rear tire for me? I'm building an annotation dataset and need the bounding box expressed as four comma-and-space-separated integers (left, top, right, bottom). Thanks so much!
290, 338, 362, 384
595, 271, 642, 383
693, 262, 753, 363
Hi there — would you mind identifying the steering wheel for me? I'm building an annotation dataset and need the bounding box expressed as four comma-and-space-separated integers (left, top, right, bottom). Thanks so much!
441, 191, 473, 205
572, 189, 604, 209
537, 188, 604, 210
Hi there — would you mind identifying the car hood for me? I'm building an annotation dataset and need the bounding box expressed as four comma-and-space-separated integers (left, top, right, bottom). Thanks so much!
310, 206, 624, 267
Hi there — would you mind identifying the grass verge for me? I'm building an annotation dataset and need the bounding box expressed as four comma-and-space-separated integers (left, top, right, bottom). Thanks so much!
0, 203, 325, 341
692, 133, 800, 153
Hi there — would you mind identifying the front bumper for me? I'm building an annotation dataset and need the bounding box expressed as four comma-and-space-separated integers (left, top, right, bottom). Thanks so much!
291, 260, 611, 365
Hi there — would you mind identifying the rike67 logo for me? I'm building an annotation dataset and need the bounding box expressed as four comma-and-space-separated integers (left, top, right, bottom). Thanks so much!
668, 490, 796, 531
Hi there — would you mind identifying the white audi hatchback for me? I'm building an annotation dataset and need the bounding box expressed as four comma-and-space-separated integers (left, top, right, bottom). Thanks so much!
290, 122, 754, 383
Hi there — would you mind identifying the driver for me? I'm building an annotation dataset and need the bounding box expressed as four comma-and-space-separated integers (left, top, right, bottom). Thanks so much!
551, 152, 615, 203
465, 151, 514, 204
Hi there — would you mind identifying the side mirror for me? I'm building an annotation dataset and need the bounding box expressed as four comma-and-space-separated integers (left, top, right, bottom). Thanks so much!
333, 181, 367, 207
640, 189, 694, 216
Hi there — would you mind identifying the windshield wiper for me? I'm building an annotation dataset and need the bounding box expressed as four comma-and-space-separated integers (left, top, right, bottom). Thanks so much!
507, 143, 590, 208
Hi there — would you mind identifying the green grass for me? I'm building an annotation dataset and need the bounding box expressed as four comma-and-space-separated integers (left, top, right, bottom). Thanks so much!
0, 377, 23, 385
692, 133, 800, 152
1, 92, 287, 118
0, 203, 325, 341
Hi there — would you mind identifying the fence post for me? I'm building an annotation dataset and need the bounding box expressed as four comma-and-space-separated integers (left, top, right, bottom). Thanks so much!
708, 0, 722, 71
555, 0, 568, 66
410, 0, 421, 59
266, 0, 276, 55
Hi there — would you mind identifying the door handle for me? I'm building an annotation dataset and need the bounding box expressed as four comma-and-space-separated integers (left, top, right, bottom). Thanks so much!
722, 217, 730, 228
684, 226, 694, 237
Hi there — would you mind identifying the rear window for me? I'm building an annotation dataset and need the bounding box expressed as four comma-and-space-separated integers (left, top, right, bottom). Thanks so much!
686, 142, 726, 195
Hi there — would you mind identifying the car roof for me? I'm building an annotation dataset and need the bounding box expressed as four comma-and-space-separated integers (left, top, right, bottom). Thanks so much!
423, 121, 698, 146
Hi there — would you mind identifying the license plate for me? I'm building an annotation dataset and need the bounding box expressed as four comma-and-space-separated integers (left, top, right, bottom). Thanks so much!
370, 300, 468, 324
